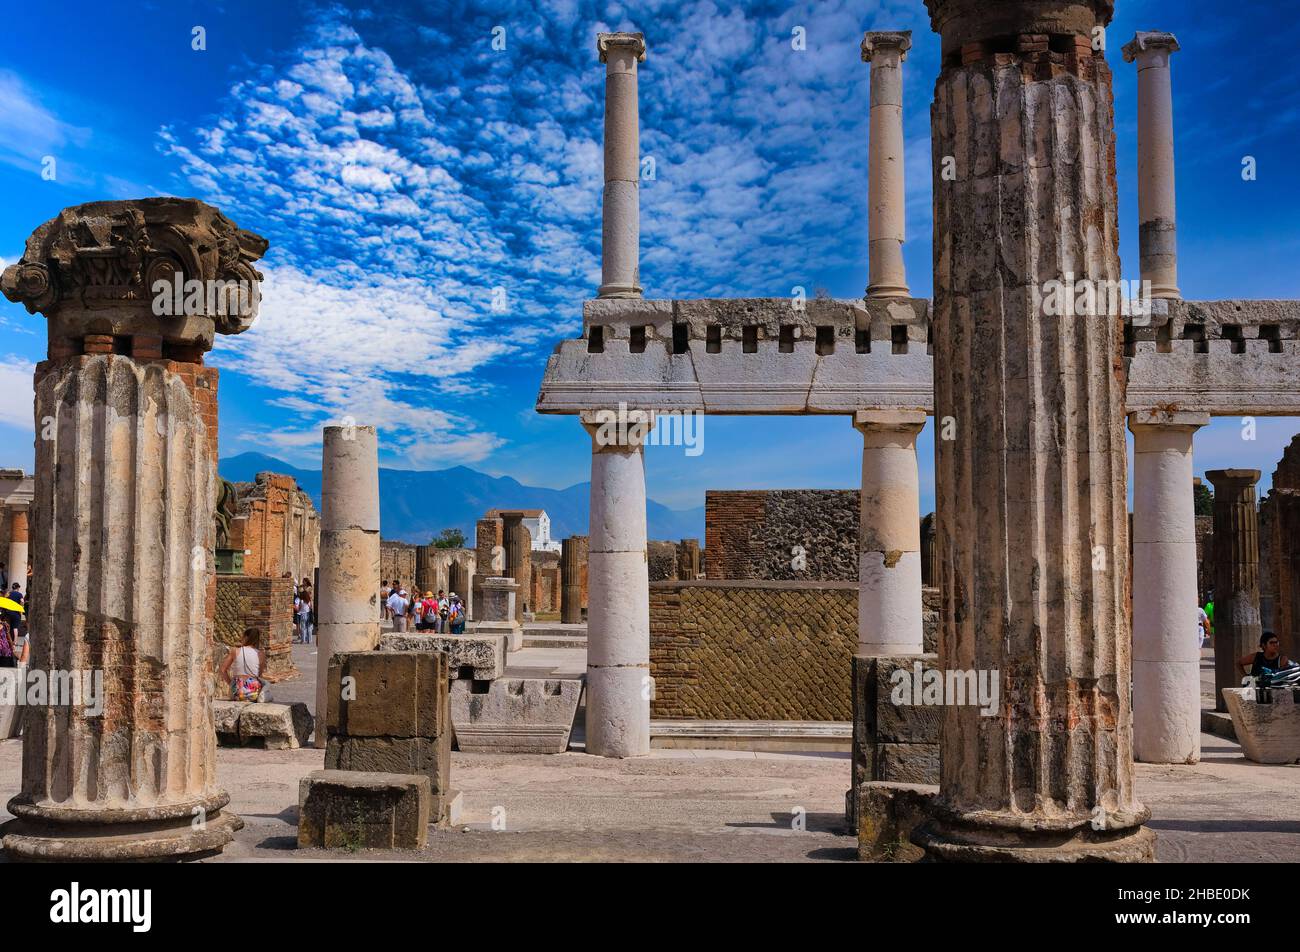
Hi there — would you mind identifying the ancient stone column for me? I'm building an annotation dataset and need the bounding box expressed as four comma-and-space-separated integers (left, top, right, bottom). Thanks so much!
0, 198, 264, 860
315, 425, 382, 746
581, 408, 653, 757
919, 0, 1154, 861
1205, 469, 1262, 712
1275, 491, 1300, 660
597, 32, 646, 299
919, 513, 939, 589
854, 410, 925, 654
6, 508, 27, 596
560, 536, 585, 624
500, 512, 532, 622
861, 31, 912, 299
1128, 410, 1207, 764
1122, 32, 1180, 299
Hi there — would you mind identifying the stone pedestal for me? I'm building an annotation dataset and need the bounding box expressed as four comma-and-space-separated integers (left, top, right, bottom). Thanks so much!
6, 508, 27, 597
1122, 31, 1181, 299
473, 575, 522, 651
315, 425, 381, 746
1129, 410, 1207, 763
854, 410, 925, 655
0, 198, 265, 860
861, 31, 912, 299
597, 32, 646, 299
500, 513, 532, 622
919, 0, 1153, 862
582, 408, 653, 757
1206, 469, 1263, 713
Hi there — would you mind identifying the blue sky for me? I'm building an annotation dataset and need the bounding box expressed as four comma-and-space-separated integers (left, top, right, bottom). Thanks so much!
1, 0, 1297, 513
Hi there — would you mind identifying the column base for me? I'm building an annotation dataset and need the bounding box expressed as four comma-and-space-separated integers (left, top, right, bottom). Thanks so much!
596, 283, 643, 299
864, 283, 911, 299
912, 817, 1156, 863
2, 792, 243, 862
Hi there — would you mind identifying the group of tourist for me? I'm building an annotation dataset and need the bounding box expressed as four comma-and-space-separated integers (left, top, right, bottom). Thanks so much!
0, 566, 31, 669
380, 581, 465, 634
292, 576, 314, 645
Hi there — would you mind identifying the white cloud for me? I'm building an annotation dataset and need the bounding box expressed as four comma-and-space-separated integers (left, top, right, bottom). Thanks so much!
0, 357, 35, 432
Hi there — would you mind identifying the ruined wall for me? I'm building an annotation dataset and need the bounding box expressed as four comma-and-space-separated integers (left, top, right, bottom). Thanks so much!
380, 541, 417, 589
704, 490, 859, 581
649, 580, 857, 720
215, 564, 296, 681
227, 471, 320, 583
530, 550, 559, 614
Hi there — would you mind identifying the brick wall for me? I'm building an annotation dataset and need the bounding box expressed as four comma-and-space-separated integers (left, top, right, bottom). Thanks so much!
705, 489, 859, 581
650, 579, 858, 720
380, 541, 417, 590
215, 574, 296, 680
227, 472, 320, 583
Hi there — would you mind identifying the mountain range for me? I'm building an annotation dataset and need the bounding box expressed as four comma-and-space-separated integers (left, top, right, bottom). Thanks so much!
219, 452, 705, 545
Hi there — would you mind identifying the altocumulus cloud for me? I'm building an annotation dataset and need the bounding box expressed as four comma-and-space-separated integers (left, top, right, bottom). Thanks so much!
161, 0, 929, 466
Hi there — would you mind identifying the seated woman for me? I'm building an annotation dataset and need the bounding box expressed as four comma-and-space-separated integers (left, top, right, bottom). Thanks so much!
219, 627, 269, 701
1239, 631, 1294, 680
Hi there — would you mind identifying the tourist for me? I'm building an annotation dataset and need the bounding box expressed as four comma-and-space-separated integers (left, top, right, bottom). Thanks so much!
387, 586, 408, 632
1239, 631, 1295, 680
1196, 602, 1211, 649
448, 593, 465, 634
2, 583, 23, 637
380, 580, 392, 620
411, 591, 425, 630
219, 627, 268, 702
297, 591, 314, 644
419, 591, 436, 630
437, 589, 449, 633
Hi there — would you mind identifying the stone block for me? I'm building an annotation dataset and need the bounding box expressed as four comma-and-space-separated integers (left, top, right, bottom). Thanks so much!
1223, 688, 1300, 764
857, 781, 937, 862
326, 734, 451, 797
853, 654, 941, 745
378, 633, 505, 681
875, 743, 939, 784
0, 668, 22, 739
239, 702, 313, 749
327, 650, 450, 738
297, 770, 430, 850
449, 678, 582, 753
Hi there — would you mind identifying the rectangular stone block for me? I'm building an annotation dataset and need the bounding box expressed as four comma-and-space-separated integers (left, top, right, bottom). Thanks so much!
326, 650, 449, 738
449, 678, 582, 753
1223, 688, 1300, 764
875, 743, 939, 785
857, 781, 937, 863
326, 733, 451, 796
239, 702, 313, 749
297, 770, 430, 850
378, 633, 506, 681
853, 654, 941, 745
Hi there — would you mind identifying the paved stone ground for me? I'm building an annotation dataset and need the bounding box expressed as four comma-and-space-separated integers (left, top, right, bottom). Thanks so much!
0, 645, 1296, 862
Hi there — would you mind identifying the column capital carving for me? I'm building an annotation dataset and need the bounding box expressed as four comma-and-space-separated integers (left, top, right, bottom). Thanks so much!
1206, 468, 1262, 491
1127, 409, 1208, 433
580, 407, 656, 449
1, 198, 267, 353
598, 31, 646, 63
861, 30, 912, 62
853, 408, 926, 432
1122, 31, 1180, 63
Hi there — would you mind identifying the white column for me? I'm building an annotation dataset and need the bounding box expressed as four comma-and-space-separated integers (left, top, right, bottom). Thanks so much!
597, 32, 646, 299
1122, 31, 1180, 299
854, 410, 925, 655
861, 30, 912, 299
315, 424, 381, 747
1129, 410, 1207, 764
6, 507, 27, 596
581, 408, 653, 757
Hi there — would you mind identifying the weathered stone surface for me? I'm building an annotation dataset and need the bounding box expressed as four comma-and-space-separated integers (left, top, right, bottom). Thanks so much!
0, 669, 23, 739
706, 490, 859, 581
875, 743, 939, 784
449, 678, 582, 753
858, 781, 937, 862
326, 734, 451, 796
378, 633, 505, 681
297, 770, 430, 850
856, 655, 941, 744
326, 650, 449, 738
1223, 688, 1300, 764
1207, 469, 1263, 713
212, 700, 243, 740
240, 702, 313, 749
560, 535, 588, 623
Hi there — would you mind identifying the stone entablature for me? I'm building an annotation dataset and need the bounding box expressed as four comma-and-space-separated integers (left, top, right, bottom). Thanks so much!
537, 296, 1300, 416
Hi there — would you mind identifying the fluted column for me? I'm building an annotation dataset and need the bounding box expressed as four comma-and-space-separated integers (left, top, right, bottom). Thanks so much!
0, 199, 264, 860
315, 425, 381, 746
597, 32, 646, 299
1122, 31, 1180, 299
6, 508, 27, 597
560, 536, 585, 624
854, 410, 925, 654
501, 512, 531, 621
1275, 491, 1300, 661
919, 0, 1153, 862
861, 31, 912, 298
581, 408, 653, 757
1205, 469, 1262, 712
1129, 410, 1207, 764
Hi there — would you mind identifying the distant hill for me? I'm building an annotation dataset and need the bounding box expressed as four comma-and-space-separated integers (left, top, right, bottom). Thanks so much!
219, 452, 705, 544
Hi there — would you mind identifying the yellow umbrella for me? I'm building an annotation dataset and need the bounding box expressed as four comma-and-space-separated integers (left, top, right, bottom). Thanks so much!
0, 597, 24, 614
